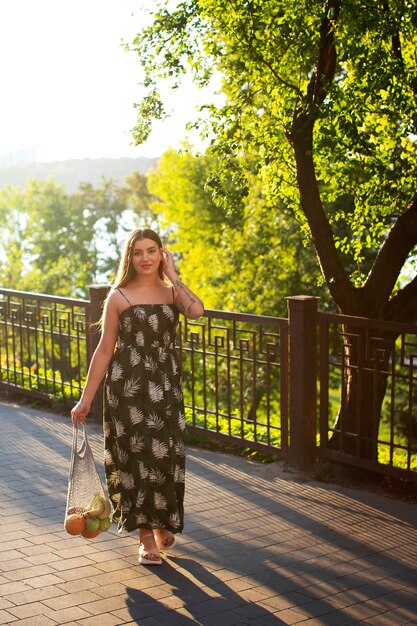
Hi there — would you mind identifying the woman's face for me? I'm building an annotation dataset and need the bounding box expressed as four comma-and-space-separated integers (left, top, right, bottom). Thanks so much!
131, 238, 162, 276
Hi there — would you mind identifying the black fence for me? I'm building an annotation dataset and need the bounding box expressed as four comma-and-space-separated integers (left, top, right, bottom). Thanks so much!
0, 288, 90, 406
1, 287, 416, 482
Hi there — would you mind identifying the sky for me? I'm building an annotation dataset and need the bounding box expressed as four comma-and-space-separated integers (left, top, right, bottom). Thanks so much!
0, 0, 211, 163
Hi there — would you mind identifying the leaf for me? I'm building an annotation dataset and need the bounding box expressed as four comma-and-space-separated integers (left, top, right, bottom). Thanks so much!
149, 381, 164, 403
138, 461, 149, 479
118, 449, 129, 465
169, 512, 181, 529
174, 465, 185, 483
108, 470, 121, 488
124, 377, 141, 397
144, 355, 158, 373
152, 438, 169, 459
153, 492, 168, 510
111, 361, 123, 381
135, 330, 145, 346
162, 304, 174, 321
174, 441, 186, 457
115, 420, 126, 438
149, 468, 166, 485
120, 472, 135, 490
106, 389, 119, 409
134, 307, 147, 320
130, 433, 145, 453
129, 406, 144, 424
136, 513, 148, 525
130, 349, 142, 366
145, 412, 165, 431
148, 313, 159, 331
178, 412, 186, 431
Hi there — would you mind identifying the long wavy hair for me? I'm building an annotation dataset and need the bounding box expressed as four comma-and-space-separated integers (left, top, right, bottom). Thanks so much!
113, 227, 166, 289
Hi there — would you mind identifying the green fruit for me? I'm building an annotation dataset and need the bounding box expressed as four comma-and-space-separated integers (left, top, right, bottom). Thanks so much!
99, 517, 111, 532
85, 517, 100, 533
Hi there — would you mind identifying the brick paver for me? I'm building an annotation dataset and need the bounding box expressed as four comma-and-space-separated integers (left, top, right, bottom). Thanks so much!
0, 400, 416, 625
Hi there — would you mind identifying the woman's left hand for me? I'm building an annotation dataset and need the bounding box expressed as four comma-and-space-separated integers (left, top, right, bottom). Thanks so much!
162, 247, 177, 278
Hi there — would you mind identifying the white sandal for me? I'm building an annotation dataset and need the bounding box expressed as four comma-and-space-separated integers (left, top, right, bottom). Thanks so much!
138, 534, 162, 566
154, 528, 176, 551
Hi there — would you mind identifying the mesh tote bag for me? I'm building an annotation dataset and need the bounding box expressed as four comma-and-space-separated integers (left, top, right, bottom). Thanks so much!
64, 423, 112, 538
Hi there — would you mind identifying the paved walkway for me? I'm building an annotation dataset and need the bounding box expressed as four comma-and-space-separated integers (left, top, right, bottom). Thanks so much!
0, 401, 416, 626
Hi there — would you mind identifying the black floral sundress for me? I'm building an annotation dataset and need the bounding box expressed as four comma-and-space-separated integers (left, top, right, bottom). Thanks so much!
103, 289, 185, 534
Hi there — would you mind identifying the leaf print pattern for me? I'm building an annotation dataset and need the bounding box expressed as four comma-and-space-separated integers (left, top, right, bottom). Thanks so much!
149, 468, 166, 485
146, 412, 164, 431
120, 471, 135, 490
130, 349, 141, 366
124, 377, 141, 397
162, 304, 174, 321
154, 492, 167, 510
129, 406, 144, 424
136, 490, 145, 507
106, 389, 119, 409
149, 381, 164, 403
111, 361, 123, 381
144, 355, 158, 374
104, 303, 185, 534
134, 307, 147, 321
129, 434, 144, 453
152, 438, 169, 459
148, 313, 159, 331
115, 420, 126, 438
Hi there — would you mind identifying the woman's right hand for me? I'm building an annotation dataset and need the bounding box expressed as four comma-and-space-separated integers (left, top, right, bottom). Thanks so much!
71, 399, 91, 427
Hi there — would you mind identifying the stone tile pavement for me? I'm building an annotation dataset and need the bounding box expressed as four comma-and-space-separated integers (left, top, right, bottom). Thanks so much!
0, 400, 416, 626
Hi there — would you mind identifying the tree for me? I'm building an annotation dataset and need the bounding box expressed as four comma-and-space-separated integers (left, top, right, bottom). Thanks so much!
0, 175, 156, 296
129, 0, 417, 459
149, 148, 327, 316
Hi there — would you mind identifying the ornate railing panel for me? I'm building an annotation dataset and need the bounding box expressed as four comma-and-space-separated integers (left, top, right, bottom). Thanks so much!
178, 309, 289, 454
0, 289, 90, 404
318, 312, 417, 480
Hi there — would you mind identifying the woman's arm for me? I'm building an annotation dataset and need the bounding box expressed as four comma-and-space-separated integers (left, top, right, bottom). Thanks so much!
71, 292, 120, 425
163, 247, 204, 319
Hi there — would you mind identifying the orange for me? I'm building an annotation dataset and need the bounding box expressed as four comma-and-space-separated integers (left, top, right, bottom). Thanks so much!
81, 528, 101, 538
65, 513, 85, 535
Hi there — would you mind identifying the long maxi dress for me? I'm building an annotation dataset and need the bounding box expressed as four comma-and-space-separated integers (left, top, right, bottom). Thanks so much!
103, 288, 186, 534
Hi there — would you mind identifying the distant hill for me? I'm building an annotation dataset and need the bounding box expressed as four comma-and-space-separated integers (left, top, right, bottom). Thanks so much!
0, 157, 159, 192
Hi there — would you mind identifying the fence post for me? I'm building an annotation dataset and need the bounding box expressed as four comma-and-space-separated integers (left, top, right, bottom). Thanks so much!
287, 295, 318, 470
88, 284, 110, 422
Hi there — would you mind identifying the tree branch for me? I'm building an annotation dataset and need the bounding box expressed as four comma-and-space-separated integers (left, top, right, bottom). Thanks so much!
289, 1, 359, 312
386, 272, 417, 323
363, 193, 417, 307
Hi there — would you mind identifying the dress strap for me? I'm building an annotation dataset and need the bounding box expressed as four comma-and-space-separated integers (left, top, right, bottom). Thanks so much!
117, 288, 133, 306
171, 286, 176, 304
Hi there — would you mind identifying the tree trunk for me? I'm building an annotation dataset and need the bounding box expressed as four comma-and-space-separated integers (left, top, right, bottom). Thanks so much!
328, 326, 397, 460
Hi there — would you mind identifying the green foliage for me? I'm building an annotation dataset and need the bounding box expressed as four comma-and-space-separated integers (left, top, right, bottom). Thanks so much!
0, 175, 156, 297
130, 0, 417, 308
149, 148, 329, 316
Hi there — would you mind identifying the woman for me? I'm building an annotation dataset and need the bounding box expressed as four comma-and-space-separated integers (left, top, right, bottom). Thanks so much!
71, 227, 204, 565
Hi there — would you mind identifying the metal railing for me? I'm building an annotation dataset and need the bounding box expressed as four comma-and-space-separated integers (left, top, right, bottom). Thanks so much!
318, 311, 417, 481
178, 309, 288, 454
0, 288, 90, 406
1, 287, 416, 482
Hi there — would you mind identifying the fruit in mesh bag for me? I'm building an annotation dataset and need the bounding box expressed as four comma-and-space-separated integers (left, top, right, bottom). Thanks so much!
65, 513, 86, 535
84, 494, 112, 520
98, 517, 111, 532
81, 517, 101, 539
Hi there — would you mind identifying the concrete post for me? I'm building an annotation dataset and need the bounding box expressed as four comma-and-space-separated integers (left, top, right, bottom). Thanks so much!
287, 295, 318, 470
88, 284, 110, 422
